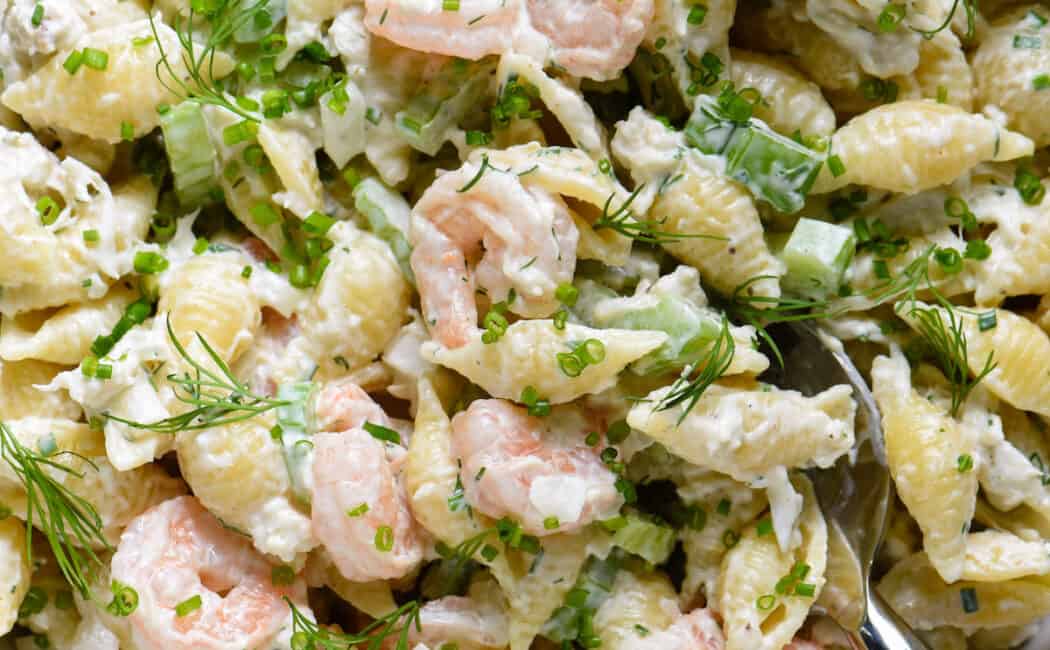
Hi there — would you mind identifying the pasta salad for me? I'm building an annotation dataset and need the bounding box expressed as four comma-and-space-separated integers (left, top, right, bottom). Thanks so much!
0, 0, 1048, 649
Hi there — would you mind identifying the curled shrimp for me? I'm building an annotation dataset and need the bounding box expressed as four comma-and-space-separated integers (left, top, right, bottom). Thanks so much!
363, 0, 518, 61
362, 0, 652, 80
382, 594, 508, 649
410, 159, 579, 349
110, 496, 302, 650
311, 381, 424, 582
522, 0, 655, 81
450, 399, 622, 535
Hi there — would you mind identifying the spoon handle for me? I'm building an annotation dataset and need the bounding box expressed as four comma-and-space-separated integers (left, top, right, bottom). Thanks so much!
847, 589, 930, 650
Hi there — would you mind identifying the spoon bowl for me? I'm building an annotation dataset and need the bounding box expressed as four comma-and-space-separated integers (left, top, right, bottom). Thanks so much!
759, 322, 928, 650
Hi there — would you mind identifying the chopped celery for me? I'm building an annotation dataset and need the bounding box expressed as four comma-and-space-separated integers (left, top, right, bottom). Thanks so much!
779, 218, 856, 299
611, 513, 675, 564
159, 101, 219, 208
396, 58, 495, 156
352, 178, 415, 285
594, 294, 723, 375
684, 96, 824, 214
321, 80, 367, 168
233, 0, 286, 43
569, 279, 619, 325
274, 381, 315, 506
541, 553, 621, 643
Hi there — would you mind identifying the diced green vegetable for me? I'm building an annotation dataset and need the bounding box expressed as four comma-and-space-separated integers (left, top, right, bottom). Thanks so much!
274, 381, 315, 505
685, 95, 824, 214
159, 101, 219, 208
233, 0, 286, 43
594, 294, 723, 375
541, 553, 621, 644
611, 513, 676, 564
779, 218, 857, 299
353, 178, 415, 285
395, 59, 495, 156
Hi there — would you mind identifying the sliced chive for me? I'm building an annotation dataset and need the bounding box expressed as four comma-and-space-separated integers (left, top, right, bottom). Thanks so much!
957, 454, 973, 473
756, 518, 773, 536
827, 155, 846, 178
1034, 74, 1050, 91
877, 3, 905, 31
82, 48, 108, 71
716, 498, 731, 515
555, 283, 579, 306
374, 525, 394, 552
192, 237, 209, 255
687, 4, 707, 25
543, 516, 560, 530
133, 251, 169, 274
960, 587, 979, 613
36, 196, 60, 225
62, 50, 84, 75
249, 203, 280, 226
363, 421, 400, 444
82, 229, 100, 243
606, 420, 630, 444
977, 310, 997, 331
443, 0, 460, 9
964, 238, 990, 261
756, 594, 776, 610
793, 582, 816, 597
347, 502, 369, 517
31, 4, 44, 27
174, 595, 201, 617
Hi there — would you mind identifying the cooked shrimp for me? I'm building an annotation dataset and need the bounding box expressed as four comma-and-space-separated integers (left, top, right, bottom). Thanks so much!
450, 399, 622, 535
410, 160, 579, 349
634, 608, 726, 650
363, 0, 518, 60
311, 381, 424, 582
110, 496, 302, 650
522, 0, 655, 80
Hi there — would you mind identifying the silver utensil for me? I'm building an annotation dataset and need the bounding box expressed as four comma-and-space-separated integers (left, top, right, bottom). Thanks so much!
760, 322, 928, 650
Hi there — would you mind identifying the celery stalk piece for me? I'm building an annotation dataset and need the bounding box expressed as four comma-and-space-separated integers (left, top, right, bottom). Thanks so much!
722, 123, 825, 214
352, 178, 415, 285
779, 217, 857, 299
611, 514, 676, 564
233, 0, 286, 43
321, 80, 367, 168
595, 294, 723, 375
275, 381, 315, 506
541, 553, 621, 643
396, 59, 495, 156
159, 101, 219, 208
684, 96, 824, 214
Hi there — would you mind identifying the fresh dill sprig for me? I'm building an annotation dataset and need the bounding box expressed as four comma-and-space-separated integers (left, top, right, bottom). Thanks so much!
105, 317, 289, 433
0, 423, 110, 598
861, 245, 938, 308
593, 185, 727, 245
899, 299, 996, 417
287, 598, 421, 650
150, 0, 269, 122
655, 315, 735, 421
727, 276, 837, 367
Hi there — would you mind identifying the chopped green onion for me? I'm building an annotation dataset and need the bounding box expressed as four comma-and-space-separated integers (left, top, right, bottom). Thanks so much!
1014, 35, 1042, 49
555, 283, 579, 306
756, 594, 776, 610
82, 48, 108, 71
465, 130, 491, 146
36, 197, 60, 225
105, 581, 138, 616
1015, 167, 1046, 205
131, 35, 154, 47
978, 310, 997, 331
250, 203, 280, 226
31, 4, 44, 27
543, 516, 560, 530
192, 237, 208, 255
133, 251, 169, 274
794, 582, 816, 597
687, 4, 707, 25
375, 525, 394, 552
303, 211, 336, 236
19, 587, 47, 618
557, 352, 585, 377
827, 155, 846, 177
585, 432, 599, 446
722, 529, 739, 548
877, 3, 906, 31
259, 33, 287, 55
174, 595, 201, 617
347, 503, 369, 517
606, 420, 630, 444
576, 339, 606, 365
1034, 74, 1050, 91
716, 498, 731, 515
552, 308, 568, 330
964, 238, 990, 261
520, 385, 551, 416
756, 518, 773, 536
937, 85, 948, 103
443, 0, 460, 9
63, 50, 84, 75
957, 454, 974, 473
120, 121, 135, 141
934, 247, 963, 274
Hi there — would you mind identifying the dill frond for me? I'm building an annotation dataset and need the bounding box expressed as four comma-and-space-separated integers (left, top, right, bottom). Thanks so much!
0, 423, 109, 598
655, 315, 735, 421
105, 317, 289, 433
287, 598, 421, 650
593, 185, 727, 245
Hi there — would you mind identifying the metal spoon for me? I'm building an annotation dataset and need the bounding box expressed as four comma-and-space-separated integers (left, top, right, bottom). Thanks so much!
759, 322, 928, 650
